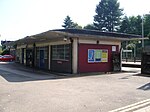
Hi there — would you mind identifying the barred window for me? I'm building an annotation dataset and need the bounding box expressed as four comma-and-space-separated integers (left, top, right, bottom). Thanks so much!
52, 44, 70, 60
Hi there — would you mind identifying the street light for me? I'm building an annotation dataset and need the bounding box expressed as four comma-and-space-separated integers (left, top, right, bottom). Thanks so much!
142, 15, 144, 49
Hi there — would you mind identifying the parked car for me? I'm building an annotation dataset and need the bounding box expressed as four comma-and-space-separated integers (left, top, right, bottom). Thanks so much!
0, 55, 4, 61
0, 55, 15, 62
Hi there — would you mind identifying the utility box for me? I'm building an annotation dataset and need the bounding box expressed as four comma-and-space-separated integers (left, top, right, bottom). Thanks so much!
112, 52, 121, 72
141, 46, 150, 75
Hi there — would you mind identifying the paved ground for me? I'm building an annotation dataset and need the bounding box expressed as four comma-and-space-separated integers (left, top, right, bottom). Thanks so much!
0, 62, 150, 112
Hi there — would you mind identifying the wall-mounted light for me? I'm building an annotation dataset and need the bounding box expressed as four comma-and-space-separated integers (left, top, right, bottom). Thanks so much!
63, 37, 67, 41
96, 40, 99, 44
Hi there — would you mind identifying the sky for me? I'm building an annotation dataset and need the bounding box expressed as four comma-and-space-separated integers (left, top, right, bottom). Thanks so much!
0, 0, 150, 41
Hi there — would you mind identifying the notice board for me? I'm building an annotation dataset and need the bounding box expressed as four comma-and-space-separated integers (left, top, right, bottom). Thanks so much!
88, 49, 108, 63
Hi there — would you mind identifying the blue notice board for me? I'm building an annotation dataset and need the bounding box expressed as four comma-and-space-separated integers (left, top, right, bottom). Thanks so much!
88, 49, 94, 62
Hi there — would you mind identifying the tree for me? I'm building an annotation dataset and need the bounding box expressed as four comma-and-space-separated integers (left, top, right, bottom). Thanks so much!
119, 16, 130, 33
144, 14, 150, 37
119, 15, 142, 35
62, 16, 82, 29
72, 23, 82, 29
129, 15, 142, 35
135, 15, 142, 35
0, 46, 2, 54
1, 49, 10, 55
62, 16, 74, 29
83, 24, 95, 30
94, 0, 123, 32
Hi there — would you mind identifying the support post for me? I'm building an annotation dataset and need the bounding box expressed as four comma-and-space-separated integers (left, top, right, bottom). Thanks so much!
72, 38, 78, 74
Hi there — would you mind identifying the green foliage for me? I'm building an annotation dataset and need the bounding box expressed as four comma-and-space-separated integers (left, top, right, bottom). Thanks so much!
119, 15, 142, 35
13, 44, 17, 49
72, 23, 82, 29
2, 45, 6, 51
126, 43, 135, 49
119, 14, 150, 37
119, 16, 130, 33
130, 15, 142, 35
144, 14, 150, 37
94, 0, 123, 32
126, 40, 140, 49
0, 46, 2, 54
62, 16, 74, 29
83, 24, 95, 30
1, 49, 10, 55
135, 15, 143, 35
62, 15, 82, 29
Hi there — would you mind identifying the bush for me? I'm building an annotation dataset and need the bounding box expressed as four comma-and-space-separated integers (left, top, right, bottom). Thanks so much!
1, 49, 10, 55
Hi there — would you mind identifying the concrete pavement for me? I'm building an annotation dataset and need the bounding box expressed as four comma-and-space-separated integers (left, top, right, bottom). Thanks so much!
0, 62, 150, 112
110, 99, 150, 112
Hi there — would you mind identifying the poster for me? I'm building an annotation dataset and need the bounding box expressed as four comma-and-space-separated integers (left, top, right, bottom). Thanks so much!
101, 50, 108, 62
88, 49, 108, 63
88, 49, 94, 62
95, 50, 102, 62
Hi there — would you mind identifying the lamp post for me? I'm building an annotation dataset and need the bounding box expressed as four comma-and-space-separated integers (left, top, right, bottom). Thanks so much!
142, 15, 144, 49
126, 41, 128, 62
134, 44, 136, 63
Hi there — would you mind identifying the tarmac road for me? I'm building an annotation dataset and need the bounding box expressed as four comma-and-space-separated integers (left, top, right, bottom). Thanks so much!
0, 62, 150, 112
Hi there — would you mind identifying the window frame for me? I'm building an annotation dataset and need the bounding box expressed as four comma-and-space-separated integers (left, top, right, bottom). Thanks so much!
52, 44, 70, 61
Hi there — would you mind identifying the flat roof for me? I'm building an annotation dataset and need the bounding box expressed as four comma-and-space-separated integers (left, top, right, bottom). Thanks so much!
52, 29, 141, 39
15, 29, 144, 45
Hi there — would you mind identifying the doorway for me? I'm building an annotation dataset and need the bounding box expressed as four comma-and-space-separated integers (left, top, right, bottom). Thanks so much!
39, 50, 45, 69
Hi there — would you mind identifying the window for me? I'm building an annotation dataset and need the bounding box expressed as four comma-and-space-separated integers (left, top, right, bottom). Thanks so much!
52, 44, 70, 60
36, 46, 48, 59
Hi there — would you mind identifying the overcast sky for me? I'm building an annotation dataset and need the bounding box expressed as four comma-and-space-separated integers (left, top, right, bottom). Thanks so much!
0, 0, 150, 41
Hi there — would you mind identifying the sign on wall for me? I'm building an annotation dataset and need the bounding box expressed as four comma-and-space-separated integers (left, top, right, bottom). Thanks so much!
88, 49, 108, 63
112, 46, 116, 52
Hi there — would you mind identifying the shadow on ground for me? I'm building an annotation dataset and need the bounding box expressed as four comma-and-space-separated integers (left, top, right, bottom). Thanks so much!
0, 62, 106, 82
0, 69, 58, 82
0, 63, 116, 82
119, 75, 133, 80
0, 62, 64, 82
133, 73, 150, 77
0, 62, 144, 83
138, 82, 150, 91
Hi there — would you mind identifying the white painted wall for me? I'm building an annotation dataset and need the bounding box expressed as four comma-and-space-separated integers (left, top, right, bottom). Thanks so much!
79, 38, 121, 50
72, 38, 78, 74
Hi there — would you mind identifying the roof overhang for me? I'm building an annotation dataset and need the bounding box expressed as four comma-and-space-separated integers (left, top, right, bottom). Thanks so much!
15, 29, 147, 45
